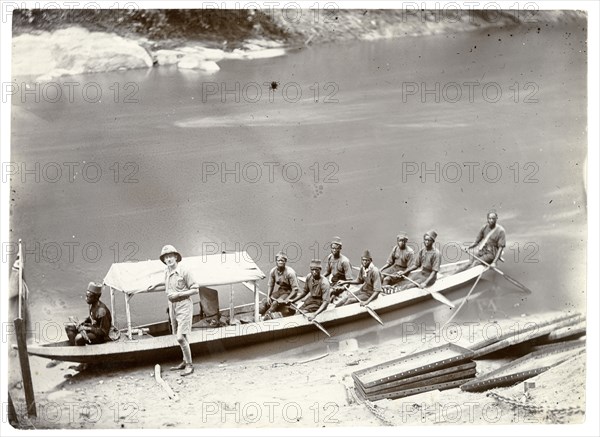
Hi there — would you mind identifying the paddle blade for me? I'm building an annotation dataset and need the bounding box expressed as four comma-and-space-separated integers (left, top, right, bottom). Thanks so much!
312, 321, 331, 337
365, 306, 384, 325
502, 273, 533, 294
430, 291, 455, 309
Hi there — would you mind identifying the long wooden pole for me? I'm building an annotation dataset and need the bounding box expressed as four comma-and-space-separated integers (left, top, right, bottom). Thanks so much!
254, 281, 259, 322
379, 271, 455, 308
7, 392, 19, 426
342, 285, 384, 325
13, 318, 36, 417
18, 240, 23, 319
229, 284, 235, 323
110, 287, 117, 327
463, 248, 533, 293
442, 267, 490, 329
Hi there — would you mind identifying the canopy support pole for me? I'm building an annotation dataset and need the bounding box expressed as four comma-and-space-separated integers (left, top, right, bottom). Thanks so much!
125, 293, 133, 339
254, 281, 259, 322
110, 287, 117, 327
229, 284, 235, 323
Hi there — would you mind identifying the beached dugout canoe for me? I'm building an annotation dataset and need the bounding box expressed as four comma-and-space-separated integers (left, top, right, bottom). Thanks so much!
24, 254, 486, 364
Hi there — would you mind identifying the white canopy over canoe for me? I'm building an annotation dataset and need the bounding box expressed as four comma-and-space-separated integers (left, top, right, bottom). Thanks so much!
103, 251, 265, 295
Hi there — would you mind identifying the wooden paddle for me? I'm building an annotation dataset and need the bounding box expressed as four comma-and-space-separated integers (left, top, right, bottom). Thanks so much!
288, 302, 331, 337
463, 248, 532, 294
442, 267, 490, 329
341, 284, 384, 325
379, 270, 455, 308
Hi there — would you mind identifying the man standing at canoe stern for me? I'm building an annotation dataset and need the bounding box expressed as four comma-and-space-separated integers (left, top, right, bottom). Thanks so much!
65, 282, 112, 346
160, 244, 199, 377
259, 251, 300, 318
285, 259, 331, 321
467, 212, 506, 268
397, 230, 442, 290
334, 250, 383, 307
380, 232, 415, 287
324, 236, 354, 300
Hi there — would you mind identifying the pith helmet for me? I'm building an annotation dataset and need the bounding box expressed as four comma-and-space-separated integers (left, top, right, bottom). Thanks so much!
424, 230, 438, 242
361, 250, 372, 260
87, 282, 103, 295
160, 244, 182, 264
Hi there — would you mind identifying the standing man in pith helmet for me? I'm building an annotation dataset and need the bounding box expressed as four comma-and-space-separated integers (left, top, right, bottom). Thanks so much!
398, 230, 442, 290
65, 282, 112, 346
380, 232, 415, 287
160, 244, 199, 377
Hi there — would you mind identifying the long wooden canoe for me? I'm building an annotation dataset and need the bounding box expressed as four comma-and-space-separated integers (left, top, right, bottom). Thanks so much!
25, 261, 486, 364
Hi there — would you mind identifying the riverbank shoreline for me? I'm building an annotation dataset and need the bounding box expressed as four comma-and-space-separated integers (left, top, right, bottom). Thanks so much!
7, 310, 587, 430
11, 9, 585, 82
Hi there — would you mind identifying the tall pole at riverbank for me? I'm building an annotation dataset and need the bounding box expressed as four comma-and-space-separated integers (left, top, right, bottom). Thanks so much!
14, 240, 37, 417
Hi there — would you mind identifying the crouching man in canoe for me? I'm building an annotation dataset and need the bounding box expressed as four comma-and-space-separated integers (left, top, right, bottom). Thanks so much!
397, 230, 442, 290
65, 282, 112, 346
160, 244, 199, 377
284, 259, 331, 321
335, 250, 383, 307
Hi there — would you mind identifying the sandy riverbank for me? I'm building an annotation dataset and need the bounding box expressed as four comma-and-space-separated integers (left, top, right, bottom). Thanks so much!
7, 312, 587, 430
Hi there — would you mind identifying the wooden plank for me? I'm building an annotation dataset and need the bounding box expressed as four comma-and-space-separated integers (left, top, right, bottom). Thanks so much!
353, 343, 474, 388
461, 341, 585, 392
473, 314, 584, 358
466, 313, 582, 352
365, 377, 474, 401
358, 361, 476, 395
365, 369, 477, 401
545, 321, 586, 342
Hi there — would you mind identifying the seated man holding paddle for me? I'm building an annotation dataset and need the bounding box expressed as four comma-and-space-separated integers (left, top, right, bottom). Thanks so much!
324, 236, 354, 301
467, 211, 506, 268
380, 232, 415, 287
335, 250, 382, 307
397, 230, 442, 290
284, 259, 331, 321
259, 251, 300, 318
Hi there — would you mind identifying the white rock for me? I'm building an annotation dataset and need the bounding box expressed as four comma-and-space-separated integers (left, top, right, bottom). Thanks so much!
13, 26, 153, 80
154, 50, 186, 66
177, 56, 220, 73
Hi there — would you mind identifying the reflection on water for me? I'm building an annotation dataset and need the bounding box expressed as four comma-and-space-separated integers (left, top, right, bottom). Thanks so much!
268, 275, 533, 361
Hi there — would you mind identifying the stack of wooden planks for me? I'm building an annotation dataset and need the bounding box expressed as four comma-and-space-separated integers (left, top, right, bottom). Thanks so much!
352, 343, 476, 401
